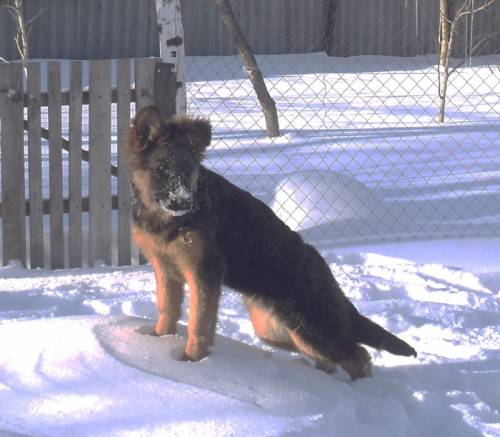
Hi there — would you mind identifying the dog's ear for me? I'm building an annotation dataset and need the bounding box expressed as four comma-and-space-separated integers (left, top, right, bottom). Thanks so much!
172, 117, 212, 154
132, 106, 163, 149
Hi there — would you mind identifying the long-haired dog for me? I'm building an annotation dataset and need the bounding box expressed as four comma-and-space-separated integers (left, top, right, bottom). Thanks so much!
126, 106, 416, 380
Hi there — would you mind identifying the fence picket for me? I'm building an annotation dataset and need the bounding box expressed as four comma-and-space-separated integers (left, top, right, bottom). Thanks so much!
117, 59, 132, 266
89, 60, 112, 266
48, 62, 65, 269
69, 61, 83, 268
27, 63, 44, 268
0, 63, 26, 266
134, 58, 157, 265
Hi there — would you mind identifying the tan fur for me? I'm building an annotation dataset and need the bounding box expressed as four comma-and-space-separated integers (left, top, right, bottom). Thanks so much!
132, 208, 220, 360
130, 170, 156, 210
151, 256, 184, 336
244, 297, 297, 352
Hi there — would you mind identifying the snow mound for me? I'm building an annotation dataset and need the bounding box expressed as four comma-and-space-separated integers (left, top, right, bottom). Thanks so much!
272, 171, 384, 231
95, 316, 328, 413
0, 315, 314, 435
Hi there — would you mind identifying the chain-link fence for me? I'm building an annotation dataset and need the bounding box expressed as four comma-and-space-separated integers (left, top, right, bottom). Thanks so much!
1, 0, 499, 268
184, 1, 500, 248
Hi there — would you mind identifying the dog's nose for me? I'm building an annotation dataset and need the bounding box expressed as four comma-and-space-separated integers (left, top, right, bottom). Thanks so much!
172, 186, 193, 204
153, 188, 193, 213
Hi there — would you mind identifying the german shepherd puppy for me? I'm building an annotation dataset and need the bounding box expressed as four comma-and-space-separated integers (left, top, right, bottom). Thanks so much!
126, 106, 416, 380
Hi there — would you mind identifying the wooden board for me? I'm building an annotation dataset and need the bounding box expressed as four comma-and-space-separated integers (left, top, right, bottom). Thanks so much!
27, 63, 44, 268
68, 61, 83, 268
47, 62, 65, 269
116, 59, 132, 266
88, 60, 112, 266
0, 63, 26, 266
134, 58, 157, 265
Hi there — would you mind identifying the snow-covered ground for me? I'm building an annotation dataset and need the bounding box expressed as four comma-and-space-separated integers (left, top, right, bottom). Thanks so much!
0, 238, 499, 436
0, 53, 499, 435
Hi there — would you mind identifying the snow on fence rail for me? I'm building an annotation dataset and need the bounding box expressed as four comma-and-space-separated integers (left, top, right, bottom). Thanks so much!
0, 59, 177, 269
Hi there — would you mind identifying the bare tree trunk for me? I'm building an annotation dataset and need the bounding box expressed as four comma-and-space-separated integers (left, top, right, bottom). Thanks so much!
438, 0, 451, 122
325, 0, 337, 56
214, 0, 280, 137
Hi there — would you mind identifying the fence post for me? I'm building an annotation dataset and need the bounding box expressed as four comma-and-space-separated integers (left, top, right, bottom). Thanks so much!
0, 63, 26, 267
154, 62, 177, 119
135, 58, 157, 110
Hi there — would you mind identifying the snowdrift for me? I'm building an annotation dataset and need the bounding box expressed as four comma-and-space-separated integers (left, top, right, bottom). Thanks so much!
272, 170, 385, 231
1, 308, 498, 435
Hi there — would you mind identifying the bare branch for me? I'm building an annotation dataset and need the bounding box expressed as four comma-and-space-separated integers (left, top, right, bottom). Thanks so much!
471, 0, 497, 13
26, 8, 44, 35
449, 57, 467, 75
454, 0, 471, 21
470, 30, 500, 54
454, 0, 496, 20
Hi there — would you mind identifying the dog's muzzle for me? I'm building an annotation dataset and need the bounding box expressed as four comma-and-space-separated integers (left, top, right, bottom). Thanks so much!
153, 191, 193, 216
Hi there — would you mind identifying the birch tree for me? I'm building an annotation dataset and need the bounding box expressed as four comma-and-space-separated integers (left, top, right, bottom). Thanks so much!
155, 0, 187, 115
1, 0, 42, 67
437, 0, 497, 122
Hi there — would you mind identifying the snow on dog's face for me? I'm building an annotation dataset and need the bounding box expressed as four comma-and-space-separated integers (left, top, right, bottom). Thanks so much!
127, 106, 211, 216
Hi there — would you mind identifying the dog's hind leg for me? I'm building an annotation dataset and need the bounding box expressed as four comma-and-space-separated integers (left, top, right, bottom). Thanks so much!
286, 328, 371, 379
244, 296, 370, 378
244, 296, 297, 352
151, 256, 184, 336
246, 295, 371, 379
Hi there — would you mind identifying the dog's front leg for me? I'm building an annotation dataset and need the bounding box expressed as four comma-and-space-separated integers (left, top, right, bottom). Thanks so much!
151, 256, 184, 336
181, 268, 221, 361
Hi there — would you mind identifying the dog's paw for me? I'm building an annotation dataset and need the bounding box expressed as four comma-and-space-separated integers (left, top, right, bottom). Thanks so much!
180, 339, 210, 362
154, 326, 177, 336
135, 324, 157, 336
315, 359, 337, 374
179, 348, 209, 362
339, 346, 373, 380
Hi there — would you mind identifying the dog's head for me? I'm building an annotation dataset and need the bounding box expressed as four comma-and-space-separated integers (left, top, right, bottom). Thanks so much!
127, 106, 211, 216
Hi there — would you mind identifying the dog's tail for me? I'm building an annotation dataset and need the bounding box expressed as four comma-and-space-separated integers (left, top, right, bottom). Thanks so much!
354, 314, 417, 357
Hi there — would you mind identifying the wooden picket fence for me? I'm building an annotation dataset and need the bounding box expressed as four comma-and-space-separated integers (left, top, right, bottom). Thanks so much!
0, 59, 176, 269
